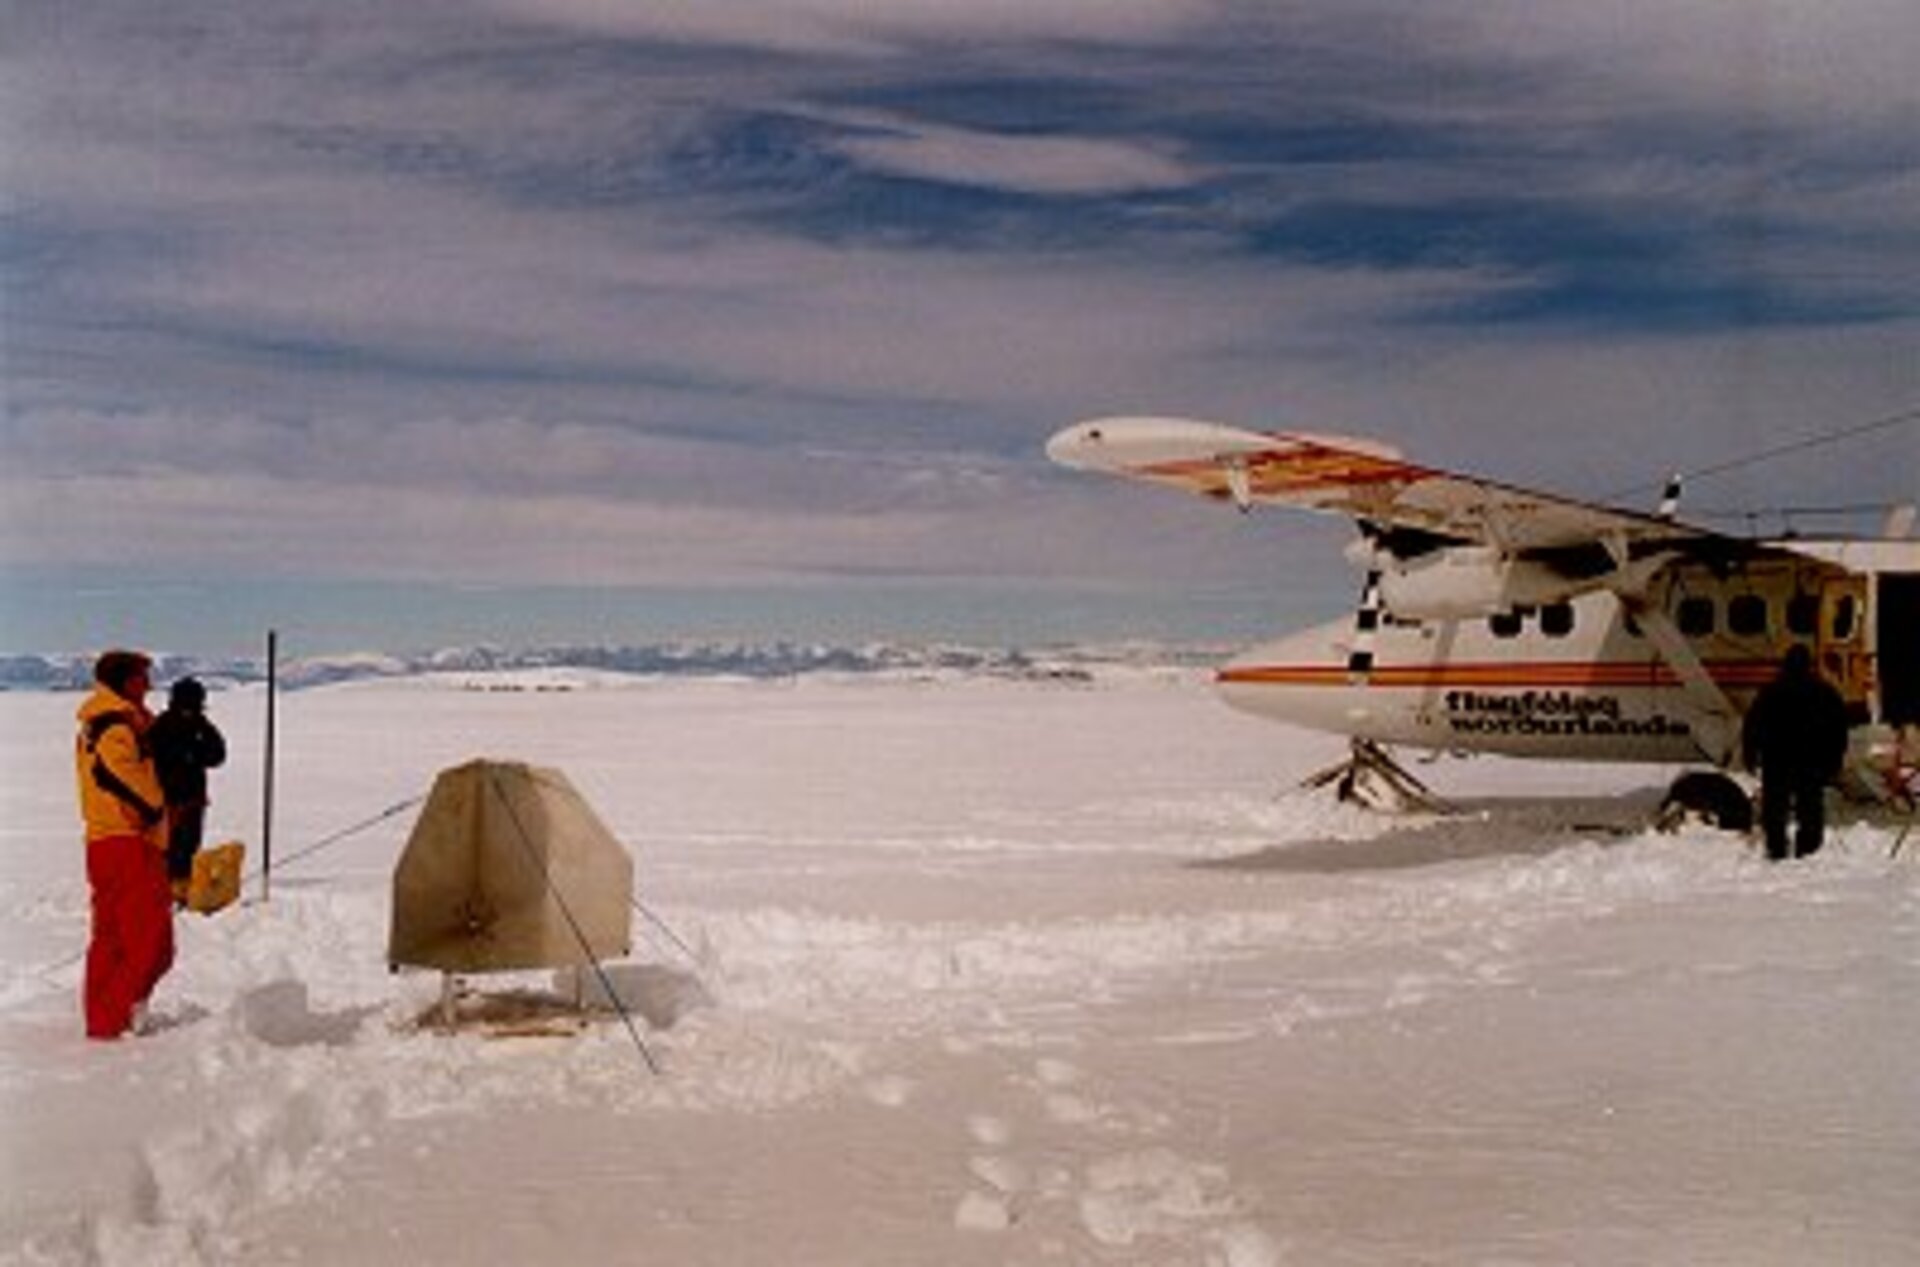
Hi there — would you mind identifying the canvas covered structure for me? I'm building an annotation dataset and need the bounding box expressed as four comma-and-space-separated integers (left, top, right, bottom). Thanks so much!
388, 760, 633, 974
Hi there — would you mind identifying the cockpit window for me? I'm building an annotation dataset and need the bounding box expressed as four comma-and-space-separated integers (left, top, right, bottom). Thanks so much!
1728, 594, 1768, 636
1831, 595, 1858, 642
1787, 593, 1819, 636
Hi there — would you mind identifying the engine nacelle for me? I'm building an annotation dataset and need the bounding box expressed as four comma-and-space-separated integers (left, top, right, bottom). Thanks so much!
1369, 546, 1584, 620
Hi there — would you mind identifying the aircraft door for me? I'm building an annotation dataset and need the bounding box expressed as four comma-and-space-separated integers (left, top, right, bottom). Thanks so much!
1877, 574, 1920, 726
1818, 576, 1872, 716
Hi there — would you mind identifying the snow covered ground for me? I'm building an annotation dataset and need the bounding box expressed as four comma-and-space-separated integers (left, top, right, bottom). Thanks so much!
3, 664, 1917, 1265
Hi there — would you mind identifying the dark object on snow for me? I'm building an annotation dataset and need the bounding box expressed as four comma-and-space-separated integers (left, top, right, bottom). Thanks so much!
1657, 770, 1754, 833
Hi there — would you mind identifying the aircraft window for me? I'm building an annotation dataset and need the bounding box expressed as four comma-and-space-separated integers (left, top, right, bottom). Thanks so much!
1677, 596, 1716, 637
1787, 594, 1819, 636
1540, 602, 1575, 637
1489, 610, 1524, 639
1831, 595, 1858, 641
1728, 594, 1768, 636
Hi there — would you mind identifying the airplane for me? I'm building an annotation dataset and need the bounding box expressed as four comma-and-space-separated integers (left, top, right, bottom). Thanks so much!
1046, 415, 1920, 822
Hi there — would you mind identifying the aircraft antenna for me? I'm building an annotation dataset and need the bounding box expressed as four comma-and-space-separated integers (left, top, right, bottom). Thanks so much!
1608, 402, 1920, 502
1656, 474, 1682, 519
1681, 403, 1920, 485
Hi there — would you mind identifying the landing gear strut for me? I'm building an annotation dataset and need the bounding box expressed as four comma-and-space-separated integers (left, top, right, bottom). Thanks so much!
1301, 739, 1450, 813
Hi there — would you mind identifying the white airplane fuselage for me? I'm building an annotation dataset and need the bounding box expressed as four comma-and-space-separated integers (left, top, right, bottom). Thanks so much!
1218, 592, 1709, 763
1215, 556, 1896, 766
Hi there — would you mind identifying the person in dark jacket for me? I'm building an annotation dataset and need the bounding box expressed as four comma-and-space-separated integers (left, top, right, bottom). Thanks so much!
1741, 645, 1852, 860
149, 677, 227, 899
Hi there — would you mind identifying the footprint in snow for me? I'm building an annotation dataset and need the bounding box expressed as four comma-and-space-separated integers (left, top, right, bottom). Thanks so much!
1076, 1147, 1278, 1264
966, 1112, 1011, 1146
862, 1074, 914, 1107
953, 1189, 1013, 1232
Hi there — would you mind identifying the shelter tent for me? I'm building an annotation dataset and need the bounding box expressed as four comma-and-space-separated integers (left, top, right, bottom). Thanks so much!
388, 760, 632, 974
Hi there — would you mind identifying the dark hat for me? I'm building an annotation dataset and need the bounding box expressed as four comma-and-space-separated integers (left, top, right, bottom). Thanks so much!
169, 676, 207, 708
1783, 643, 1814, 674
93, 649, 152, 695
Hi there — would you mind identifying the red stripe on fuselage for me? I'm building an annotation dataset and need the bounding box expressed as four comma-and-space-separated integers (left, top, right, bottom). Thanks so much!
1218, 660, 1780, 690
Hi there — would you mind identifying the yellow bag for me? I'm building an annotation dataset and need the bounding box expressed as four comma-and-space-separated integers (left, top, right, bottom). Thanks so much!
187, 841, 245, 914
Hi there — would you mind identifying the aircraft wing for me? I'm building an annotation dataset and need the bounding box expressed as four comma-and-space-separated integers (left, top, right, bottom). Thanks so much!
1046, 415, 1724, 555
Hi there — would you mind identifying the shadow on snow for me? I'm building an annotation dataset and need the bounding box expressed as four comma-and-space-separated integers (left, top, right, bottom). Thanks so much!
1193, 787, 1673, 876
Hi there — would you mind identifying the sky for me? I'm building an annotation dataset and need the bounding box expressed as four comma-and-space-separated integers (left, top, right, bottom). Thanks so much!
3, 0, 1918, 655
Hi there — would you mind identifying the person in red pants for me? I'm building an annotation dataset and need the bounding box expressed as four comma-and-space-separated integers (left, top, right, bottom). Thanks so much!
74, 649, 175, 1040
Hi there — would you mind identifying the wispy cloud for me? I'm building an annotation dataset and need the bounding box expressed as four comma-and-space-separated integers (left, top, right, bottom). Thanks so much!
491, 0, 1213, 54
807, 109, 1198, 197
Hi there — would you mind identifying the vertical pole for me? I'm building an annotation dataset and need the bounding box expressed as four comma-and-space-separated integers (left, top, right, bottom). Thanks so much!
262, 629, 278, 903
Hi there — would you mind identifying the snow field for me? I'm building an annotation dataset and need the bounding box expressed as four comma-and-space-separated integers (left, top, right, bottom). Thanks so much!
3, 670, 1917, 1264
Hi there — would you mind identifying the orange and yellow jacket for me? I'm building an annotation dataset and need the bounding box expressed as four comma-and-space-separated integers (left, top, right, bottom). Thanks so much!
75, 685, 167, 848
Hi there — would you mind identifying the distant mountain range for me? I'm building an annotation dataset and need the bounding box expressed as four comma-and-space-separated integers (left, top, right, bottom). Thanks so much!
0, 642, 1219, 692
